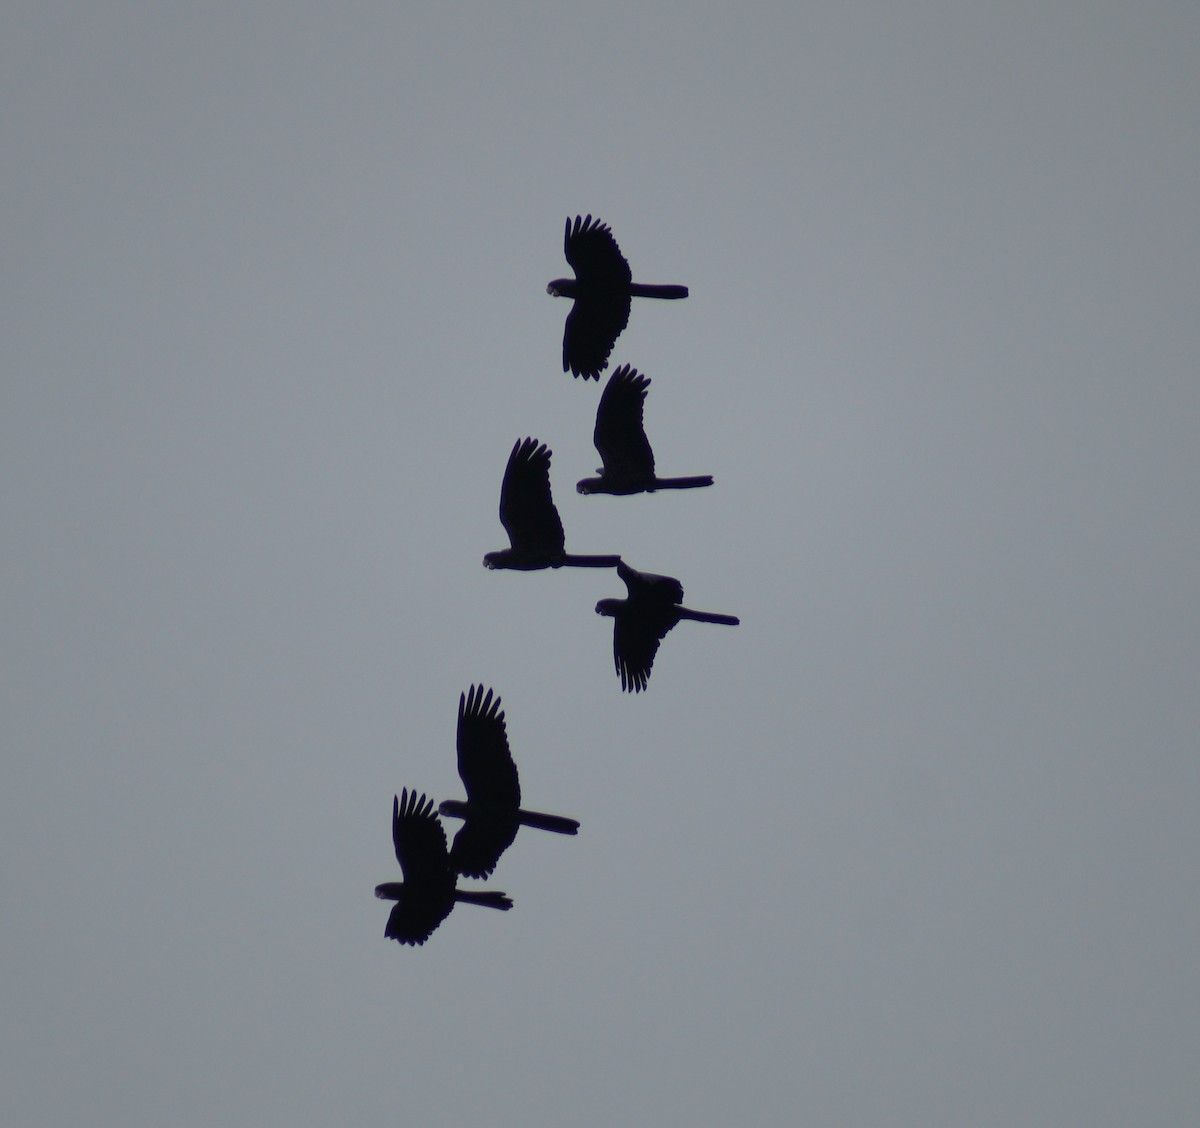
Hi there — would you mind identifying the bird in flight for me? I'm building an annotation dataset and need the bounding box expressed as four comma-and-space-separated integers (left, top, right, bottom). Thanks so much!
596, 559, 739, 692
577, 365, 714, 496
374, 788, 512, 946
438, 685, 580, 879
547, 215, 688, 380
483, 437, 623, 570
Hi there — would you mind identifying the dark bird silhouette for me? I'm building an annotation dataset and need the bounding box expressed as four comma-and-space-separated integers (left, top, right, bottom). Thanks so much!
596, 559, 739, 692
374, 788, 512, 946
547, 215, 688, 380
438, 685, 580, 878
483, 437, 622, 570
577, 365, 714, 496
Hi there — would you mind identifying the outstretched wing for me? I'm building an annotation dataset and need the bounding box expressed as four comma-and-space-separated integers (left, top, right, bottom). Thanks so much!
449, 818, 519, 880
384, 896, 451, 946
618, 559, 685, 606
564, 214, 631, 288
561, 216, 633, 378
610, 606, 669, 693
563, 295, 629, 379
457, 685, 520, 808
594, 365, 655, 480
498, 438, 566, 556
392, 789, 450, 883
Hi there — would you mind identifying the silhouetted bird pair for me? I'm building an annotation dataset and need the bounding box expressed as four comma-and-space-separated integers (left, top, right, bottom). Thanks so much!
483, 432, 737, 692
376, 686, 579, 945
549, 219, 697, 506
481, 363, 713, 573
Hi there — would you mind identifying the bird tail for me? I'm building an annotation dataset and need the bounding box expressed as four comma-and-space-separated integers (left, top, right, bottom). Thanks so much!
560, 553, 624, 568
653, 475, 714, 490
455, 889, 513, 910
516, 808, 580, 835
678, 608, 740, 626
628, 283, 689, 299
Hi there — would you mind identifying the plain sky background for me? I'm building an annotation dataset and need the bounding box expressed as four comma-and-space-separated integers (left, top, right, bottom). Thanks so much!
4, 3, 1198, 1125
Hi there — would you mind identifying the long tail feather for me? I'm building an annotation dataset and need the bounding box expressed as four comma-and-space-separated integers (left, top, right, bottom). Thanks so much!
654, 475, 714, 490
560, 553, 623, 568
628, 283, 689, 299
678, 608, 740, 626
455, 889, 513, 910
516, 808, 581, 834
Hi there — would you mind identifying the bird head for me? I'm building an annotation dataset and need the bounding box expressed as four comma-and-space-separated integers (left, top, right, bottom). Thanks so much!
546, 278, 577, 298
595, 598, 622, 618
437, 798, 470, 820
576, 476, 602, 494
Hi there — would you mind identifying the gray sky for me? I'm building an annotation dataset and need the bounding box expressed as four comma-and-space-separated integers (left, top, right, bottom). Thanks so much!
4, 3, 1199, 1125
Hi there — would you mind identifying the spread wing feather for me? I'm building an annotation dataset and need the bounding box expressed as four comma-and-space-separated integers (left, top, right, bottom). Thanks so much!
391, 789, 450, 883
564, 214, 631, 287
498, 438, 566, 555
384, 896, 451, 946
456, 685, 521, 809
563, 296, 629, 379
611, 611, 666, 693
449, 819, 519, 880
595, 365, 655, 480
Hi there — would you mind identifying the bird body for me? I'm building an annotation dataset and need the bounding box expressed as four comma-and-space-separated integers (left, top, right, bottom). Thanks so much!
483, 437, 622, 570
596, 560, 739, 692
576, 365, 714, 495
375, 788, 512, 945
439, 686, 579, 879
548, 215, 688, 379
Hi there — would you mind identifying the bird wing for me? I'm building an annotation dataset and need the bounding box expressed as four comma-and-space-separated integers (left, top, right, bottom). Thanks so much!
392, 788, 450, 882
610, 606, 667, 693
456, 685, 521, 808
384, 896, 451, 946
618, 560, 685, 606
594, 365, 655, 479
563, 214, 631, 287
563, 293, 630, 380
498, 438, 566, 556
449, 817, 519, 880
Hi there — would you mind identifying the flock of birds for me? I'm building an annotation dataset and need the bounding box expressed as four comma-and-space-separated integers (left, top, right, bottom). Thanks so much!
376, 216, 740, 944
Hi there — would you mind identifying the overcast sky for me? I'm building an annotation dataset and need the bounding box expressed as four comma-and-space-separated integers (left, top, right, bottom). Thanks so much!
4, 3, 1199, 1125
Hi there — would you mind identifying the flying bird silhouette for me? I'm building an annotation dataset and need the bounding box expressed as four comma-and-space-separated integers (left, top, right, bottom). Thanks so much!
374, 788, 512, 946
547, 215, 688, 380
438, 685, 580, 879
483, 437, 622, 570
596, 559, 739, 692
577, 365, 714, 495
